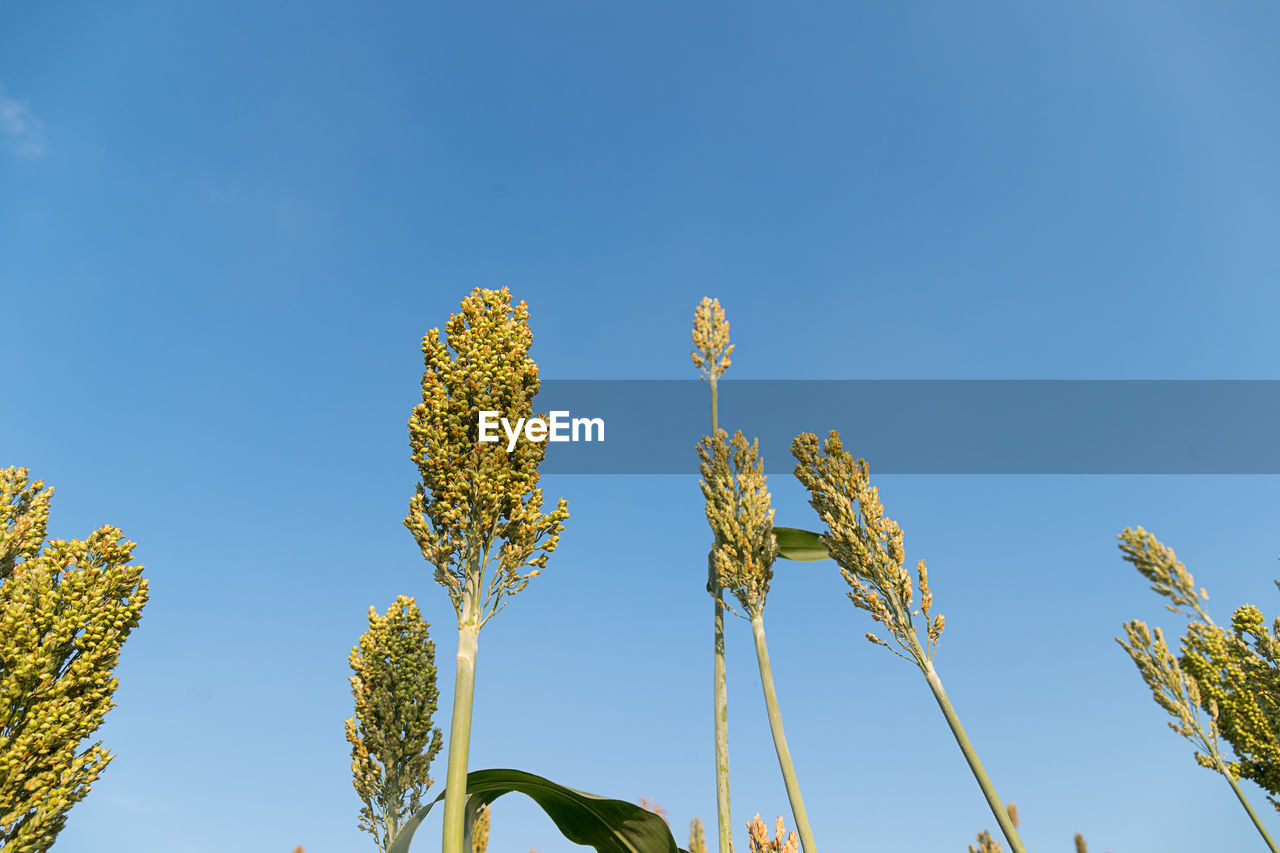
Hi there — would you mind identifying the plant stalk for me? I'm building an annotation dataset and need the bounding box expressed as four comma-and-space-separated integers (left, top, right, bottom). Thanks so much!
713, 585, 732, 853
708, 378, 733, 853
1215, 752, 1280, 852
385, 796, 399, 853
750, 614, 817, 853
441, 605, 480, 853
921, 661, 1026, 853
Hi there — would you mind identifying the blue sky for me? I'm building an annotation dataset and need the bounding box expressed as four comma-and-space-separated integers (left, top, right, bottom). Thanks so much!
3, 2, 1280, 851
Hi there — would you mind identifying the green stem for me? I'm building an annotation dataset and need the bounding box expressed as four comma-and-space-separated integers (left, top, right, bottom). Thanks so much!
385, 791, 399, 852
1216, 754, 1279, 852
709, 376, 719, 436
708, 375, 733, 853
441, 611, 480, 853
713, 589, 732, 853
750, 614, 817, 853
921, 661, 1026, 853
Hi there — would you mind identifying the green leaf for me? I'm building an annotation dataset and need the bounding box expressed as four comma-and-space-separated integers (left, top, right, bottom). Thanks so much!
774, 526, 830, 562
388, 768, 690, 853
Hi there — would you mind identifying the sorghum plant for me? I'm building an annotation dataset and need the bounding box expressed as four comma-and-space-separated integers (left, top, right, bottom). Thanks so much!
1115, 619, 1273, 843
791, 432, 1026, 853
345, 595, 444, 852
405, 287, 569, 853
968, 830, 1001, 853
699, 430, 817, 853
689, 817, 708, 853
745, 815, 798, 853
1117, 527, 1212, 623
1116, 527, 1278, 850
1183, 599, 1280, 809
0, 467, 149, 851
692, 296, 735, 853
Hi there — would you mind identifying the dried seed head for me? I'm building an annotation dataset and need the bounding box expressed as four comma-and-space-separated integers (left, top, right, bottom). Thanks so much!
1118, 527, 1211, 622
404, 288, 570, 624
692, 297, 734, 381
637, 798, 669, 823
918, 560, 933, 617
699, 430, 779, 618
791, 431, 943, 665
1117, 618, 1224, 761
968, 830, 1003, 853
1185, 671, 1202, 707
746, 815, 798, 853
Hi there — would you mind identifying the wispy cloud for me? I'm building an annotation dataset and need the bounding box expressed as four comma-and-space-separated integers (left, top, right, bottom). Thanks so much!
0, 89, 45, 158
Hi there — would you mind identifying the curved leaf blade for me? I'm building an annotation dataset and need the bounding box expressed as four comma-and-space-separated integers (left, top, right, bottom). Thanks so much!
774, 526, 830, 562
388, 768, 690, 853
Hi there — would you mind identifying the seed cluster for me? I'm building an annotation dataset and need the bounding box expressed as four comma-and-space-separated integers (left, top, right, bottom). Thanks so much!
1182, 599, 1280, 807
0, 467, 148, 852
791, 431, 943, 665
1117, 528, 1280, 810
345, 595, 443, 851
1117, 619, 1224, 766
746, 815, 798, 853
968, 829, 1001, 853
698, 430, 778, 619
404, 288, 569, 625
687, 817, 707, 853
691, 297, 734, 382
1118, 526, 1210, 621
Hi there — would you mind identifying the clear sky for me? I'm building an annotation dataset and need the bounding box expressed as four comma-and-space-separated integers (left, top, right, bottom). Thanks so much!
3, 2, 1280, 852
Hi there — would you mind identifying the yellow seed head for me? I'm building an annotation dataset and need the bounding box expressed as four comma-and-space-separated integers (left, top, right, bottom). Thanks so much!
792, 431, 943, 664
746, 815, 798, 853
692, 297, 734, 381
699, 430, 778, 617
404, 288, 569, 623
1118, 527, 1209, 620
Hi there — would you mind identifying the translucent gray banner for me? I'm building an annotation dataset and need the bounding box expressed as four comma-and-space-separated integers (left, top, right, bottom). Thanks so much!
521, 380, 1280, 474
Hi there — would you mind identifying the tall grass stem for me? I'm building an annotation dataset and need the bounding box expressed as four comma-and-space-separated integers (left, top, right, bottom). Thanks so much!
709, 379, 734, 853
1216, 753, 1279, 852
441, 617, 479, 853
750, 614, 817, 853
713, 585, 732, 852
921, 661, 1026, 853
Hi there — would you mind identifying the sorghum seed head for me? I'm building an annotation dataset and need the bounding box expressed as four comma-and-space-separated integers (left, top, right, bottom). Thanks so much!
699, 429, 778, 617
692, 297, 734, 381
